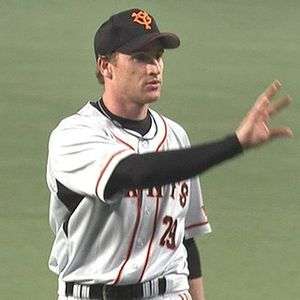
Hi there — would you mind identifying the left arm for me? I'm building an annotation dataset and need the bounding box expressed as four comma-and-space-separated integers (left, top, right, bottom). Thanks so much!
183, 238, 206, 300
189, 277, 206, 300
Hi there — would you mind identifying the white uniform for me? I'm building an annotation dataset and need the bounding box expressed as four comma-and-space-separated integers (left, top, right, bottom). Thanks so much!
47, 102, 211, 298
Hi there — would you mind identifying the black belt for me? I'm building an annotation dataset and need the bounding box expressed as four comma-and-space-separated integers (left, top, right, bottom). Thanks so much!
65, 277, 167, 299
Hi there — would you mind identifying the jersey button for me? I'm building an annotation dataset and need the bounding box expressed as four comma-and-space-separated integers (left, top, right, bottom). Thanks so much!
137, 239, 144, 248
141, 140, 148, 147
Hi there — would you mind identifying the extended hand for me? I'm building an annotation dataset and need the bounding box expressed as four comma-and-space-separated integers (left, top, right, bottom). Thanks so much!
236, 80, 293, 149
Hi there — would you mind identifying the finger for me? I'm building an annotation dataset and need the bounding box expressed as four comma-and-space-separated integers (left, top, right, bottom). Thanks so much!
269, 95, 292, 116
253, 95, 270, 121
263, 80, 282, 100
270, 127, 293, 139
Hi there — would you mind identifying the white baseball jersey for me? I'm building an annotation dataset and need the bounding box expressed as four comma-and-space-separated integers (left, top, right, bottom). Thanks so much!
47, 101, 211, 294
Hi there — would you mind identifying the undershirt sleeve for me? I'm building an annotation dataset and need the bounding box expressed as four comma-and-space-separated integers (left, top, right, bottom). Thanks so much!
105, 134, 243, 198
183, 238, 202, 279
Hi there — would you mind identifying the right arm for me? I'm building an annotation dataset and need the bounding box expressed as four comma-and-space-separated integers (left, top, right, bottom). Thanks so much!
106, 80, 292, 198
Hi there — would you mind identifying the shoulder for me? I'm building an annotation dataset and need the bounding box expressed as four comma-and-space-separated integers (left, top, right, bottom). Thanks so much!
55, 102, 107, 129
151, 110, 189, 137
49, 102, 110, 146
165, 117, 188, 137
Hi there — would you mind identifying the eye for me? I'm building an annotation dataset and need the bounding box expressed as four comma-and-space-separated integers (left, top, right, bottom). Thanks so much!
131, 49, 164, 63
132, 52, 152, 63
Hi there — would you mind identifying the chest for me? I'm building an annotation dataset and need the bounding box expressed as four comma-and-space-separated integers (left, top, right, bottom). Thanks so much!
110, 180, 190, 228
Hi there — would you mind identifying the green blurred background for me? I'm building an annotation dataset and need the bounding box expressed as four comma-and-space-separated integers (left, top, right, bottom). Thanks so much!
1, 1, 299, 299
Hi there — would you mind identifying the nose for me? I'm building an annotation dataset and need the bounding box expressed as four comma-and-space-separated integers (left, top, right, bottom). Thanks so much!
147, 58, 162, 76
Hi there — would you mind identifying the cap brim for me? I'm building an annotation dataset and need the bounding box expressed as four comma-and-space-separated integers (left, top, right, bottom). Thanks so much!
117, 32, 180, 54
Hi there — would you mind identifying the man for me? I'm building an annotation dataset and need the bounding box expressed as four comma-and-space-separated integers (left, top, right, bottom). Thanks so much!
46, 8, 292, 300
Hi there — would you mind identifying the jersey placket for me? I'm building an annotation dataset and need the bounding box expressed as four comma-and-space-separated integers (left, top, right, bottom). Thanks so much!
116, 138, 160, 284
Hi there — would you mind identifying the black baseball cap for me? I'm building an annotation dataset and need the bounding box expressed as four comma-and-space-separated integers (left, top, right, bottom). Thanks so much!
94, 8, 180, 58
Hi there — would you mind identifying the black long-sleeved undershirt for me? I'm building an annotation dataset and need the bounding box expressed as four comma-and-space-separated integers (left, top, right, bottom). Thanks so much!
90, 101, 243, 199
183, 238, 202, 279
105, 134, 243, 198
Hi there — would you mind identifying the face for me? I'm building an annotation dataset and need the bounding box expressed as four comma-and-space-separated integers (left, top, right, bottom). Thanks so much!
109, 42, 164, 105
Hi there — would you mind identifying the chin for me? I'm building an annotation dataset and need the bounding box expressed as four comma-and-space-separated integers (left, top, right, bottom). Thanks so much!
142, 96, 159, 104
143, 91, 161, 103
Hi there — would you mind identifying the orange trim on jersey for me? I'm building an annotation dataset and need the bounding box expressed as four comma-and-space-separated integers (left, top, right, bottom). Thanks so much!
156, 114, 167, 152
95, 149, 128, 199
138, 196, 161, 283
185, 220, 209, 230
113, 190, 143, 284
112, 133, 136, 151
185, 207, 209, 230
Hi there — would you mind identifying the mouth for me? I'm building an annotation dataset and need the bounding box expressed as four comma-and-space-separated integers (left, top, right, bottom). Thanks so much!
146, 79, 161, 89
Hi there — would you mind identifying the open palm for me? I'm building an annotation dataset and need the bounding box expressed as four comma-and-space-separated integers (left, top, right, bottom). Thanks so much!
236, 80, 293, 149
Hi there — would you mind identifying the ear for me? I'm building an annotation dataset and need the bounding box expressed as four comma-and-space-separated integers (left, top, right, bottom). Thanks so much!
97, 57, 113, 80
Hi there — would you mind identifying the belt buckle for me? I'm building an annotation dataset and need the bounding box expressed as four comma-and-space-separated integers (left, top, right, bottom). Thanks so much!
102, 285, 108, 300
102, 285, 115, 300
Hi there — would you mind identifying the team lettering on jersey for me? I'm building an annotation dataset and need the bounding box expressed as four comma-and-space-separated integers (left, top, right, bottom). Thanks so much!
125, 181, 189, 208
125, 181, 189, 251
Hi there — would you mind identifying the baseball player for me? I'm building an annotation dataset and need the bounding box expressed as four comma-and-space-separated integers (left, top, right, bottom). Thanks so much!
46, 8, 292, 300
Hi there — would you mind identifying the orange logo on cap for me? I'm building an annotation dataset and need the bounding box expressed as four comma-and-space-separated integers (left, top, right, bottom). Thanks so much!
131, 10, 152, 30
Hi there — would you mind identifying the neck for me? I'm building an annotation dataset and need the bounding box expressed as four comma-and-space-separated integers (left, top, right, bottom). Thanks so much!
102, 91, 149, 121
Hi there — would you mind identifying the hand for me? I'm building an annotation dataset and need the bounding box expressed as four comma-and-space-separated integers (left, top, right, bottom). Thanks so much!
236, 80, 293, 149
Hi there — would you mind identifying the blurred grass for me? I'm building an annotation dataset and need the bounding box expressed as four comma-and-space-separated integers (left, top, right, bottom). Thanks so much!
0, 1, 299, 299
